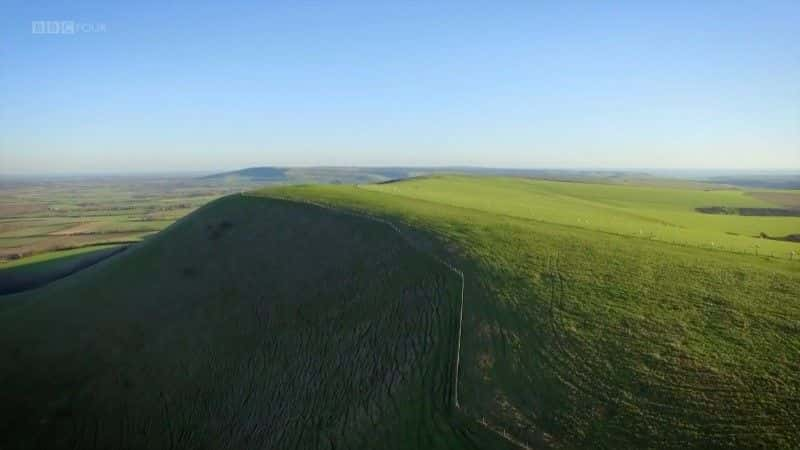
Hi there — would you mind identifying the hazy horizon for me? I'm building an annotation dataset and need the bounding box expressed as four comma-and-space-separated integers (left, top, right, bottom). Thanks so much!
2, 165, 799, 179
2, 1, 798, 173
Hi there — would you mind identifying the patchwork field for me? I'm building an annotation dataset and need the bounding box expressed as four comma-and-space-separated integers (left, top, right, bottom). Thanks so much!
0, 176, 257, 265
0, 169, 443, 266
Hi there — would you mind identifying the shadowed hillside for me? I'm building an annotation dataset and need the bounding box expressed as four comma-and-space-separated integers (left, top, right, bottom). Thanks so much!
0, 196, 501, 449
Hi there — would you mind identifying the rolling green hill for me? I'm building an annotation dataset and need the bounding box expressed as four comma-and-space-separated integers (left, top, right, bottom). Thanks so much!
366, 176, 800, 259
2, 175, 799, 449
256, 176, 800, 449
0, 195, 504, 449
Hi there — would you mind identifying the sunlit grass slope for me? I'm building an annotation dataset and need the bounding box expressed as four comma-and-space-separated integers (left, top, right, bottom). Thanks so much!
0, 195, 489, 449
367, 176, 800, 259
257, 176, 800, 449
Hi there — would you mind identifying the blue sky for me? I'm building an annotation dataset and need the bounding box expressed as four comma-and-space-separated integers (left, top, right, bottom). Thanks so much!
1, 1, 798, 174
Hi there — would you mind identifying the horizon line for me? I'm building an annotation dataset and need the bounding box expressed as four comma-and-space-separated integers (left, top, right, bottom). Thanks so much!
2, 165, 800, 178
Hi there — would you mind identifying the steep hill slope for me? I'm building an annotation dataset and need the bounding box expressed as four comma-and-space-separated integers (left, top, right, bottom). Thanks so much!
257, 177, 800, 449
0, 195, 495, 449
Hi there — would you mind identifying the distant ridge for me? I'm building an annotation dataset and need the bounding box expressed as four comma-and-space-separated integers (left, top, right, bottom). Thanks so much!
199, 166, 800, 189
705, 175, 800, 190
200, 166, 287, 180
198, 166, 658, 185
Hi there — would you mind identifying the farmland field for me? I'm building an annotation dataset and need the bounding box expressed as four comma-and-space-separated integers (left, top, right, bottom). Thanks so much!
0, 176, 256, 265
0, 169, 455, 268
1, 174, 799, 449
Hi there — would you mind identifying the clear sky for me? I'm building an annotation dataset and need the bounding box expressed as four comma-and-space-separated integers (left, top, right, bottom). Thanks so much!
1, 1, 798, 174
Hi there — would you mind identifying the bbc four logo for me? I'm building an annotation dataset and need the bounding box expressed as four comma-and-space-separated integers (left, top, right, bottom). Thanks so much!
31, 21, 106, 34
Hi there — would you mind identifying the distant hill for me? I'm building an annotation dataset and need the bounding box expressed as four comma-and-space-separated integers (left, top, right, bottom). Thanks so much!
705, 175, 800, 190
200, 166, 288, 181
198, 166, 668, 186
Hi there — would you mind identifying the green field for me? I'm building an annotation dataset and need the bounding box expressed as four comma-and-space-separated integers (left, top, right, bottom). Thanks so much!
1, 175, 798, 448
366, 176, 800, 259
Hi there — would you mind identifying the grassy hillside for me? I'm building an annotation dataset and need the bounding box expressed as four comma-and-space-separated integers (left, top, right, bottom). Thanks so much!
3, 175, 798, 449
368, 176, 800, 259
256, 176, 800, 449
0, 195, 495, 449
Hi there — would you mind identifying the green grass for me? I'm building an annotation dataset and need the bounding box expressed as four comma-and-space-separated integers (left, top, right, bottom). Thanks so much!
254, 176, 800, 448
0, 196, 496, 449
0, 245, 126, 295
0, 222, 70, 238
2, 175, 798, 449
366, 176, 800, 259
